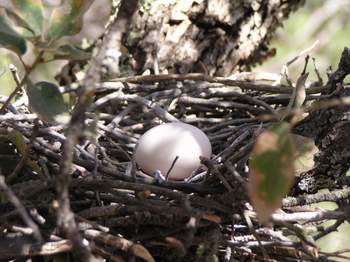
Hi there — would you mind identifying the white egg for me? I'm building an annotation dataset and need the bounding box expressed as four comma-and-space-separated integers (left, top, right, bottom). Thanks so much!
134, 122, 212, 180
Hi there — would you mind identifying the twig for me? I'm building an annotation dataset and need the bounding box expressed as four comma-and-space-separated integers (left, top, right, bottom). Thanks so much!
217, 130, 251, 161
312, 57, 323, 85
320, 248, 350, 260
0, 112, 37, 121
0, 51, 44, 113
314, 219, 345, 240
0, 238, 72, 260
258, 93, 350, 122
91, 244, 126, 262
178, 95, 267, 115
94, 93, 179, 122
285, 40, 319, 67
0, 174, 42, 242
274, 220, 317, 248
201, 88, 277, 115
271, 210, 347, 222
0, 96, 18, 113
283, 187, 350, 207
224, 161, 246, 185
6, 120, 39, 183
243, 210, 269, 260
200, 156, 233, 191
84, 229, 155, 262
111, 73, 327, 94
166, 156, 179, 180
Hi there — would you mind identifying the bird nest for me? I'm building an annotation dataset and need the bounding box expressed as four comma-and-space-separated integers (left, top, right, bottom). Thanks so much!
1, 64, 349, 261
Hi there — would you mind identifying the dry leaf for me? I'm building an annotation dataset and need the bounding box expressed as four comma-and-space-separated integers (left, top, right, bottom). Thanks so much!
248, 122, 295, 224
130, 244, 155, 262
292, 134, 318, 175
202, 213, 221, 223
165, 237, 186, 256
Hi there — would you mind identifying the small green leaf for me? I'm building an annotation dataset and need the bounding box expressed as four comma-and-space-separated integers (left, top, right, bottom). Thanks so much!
248, 122, 296, 224
47, 0, 93, 39
0, 15, 27, 54
6, 130, 43, 176
27, 80, 69, 124
7, 129, 27, 155
11, 0, 45, 37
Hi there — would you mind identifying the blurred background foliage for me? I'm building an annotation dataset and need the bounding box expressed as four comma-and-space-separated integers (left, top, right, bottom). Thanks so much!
0, 0, 110, 96
264, 0, 350, 81
0, 0, 350, 260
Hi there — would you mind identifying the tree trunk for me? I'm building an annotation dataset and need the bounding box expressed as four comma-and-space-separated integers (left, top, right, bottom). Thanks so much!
128, 0, 304, 76
294, 48, 350, 194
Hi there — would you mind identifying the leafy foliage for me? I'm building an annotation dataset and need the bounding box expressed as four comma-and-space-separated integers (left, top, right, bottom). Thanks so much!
248, 122, 296, 224
0, 0, 93, 52
11, 0, 45, 37
0, 0, 94, 121
0, 15, 27, 54
47, 0, 94, 40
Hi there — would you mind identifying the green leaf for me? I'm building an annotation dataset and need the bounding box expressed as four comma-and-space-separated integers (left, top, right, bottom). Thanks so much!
248, 122, 295, 224
47, 0, 93, 39
3, 8, 37, 37
0, 15, 27, 54
27, 81, 69, 124
7, 129, 27, 155
6, 130, 43, 176
11, 0, 45, 37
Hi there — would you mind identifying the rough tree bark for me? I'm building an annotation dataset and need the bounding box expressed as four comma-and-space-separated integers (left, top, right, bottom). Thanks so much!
127, 0, 304, 76
294, 48, 350, 194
